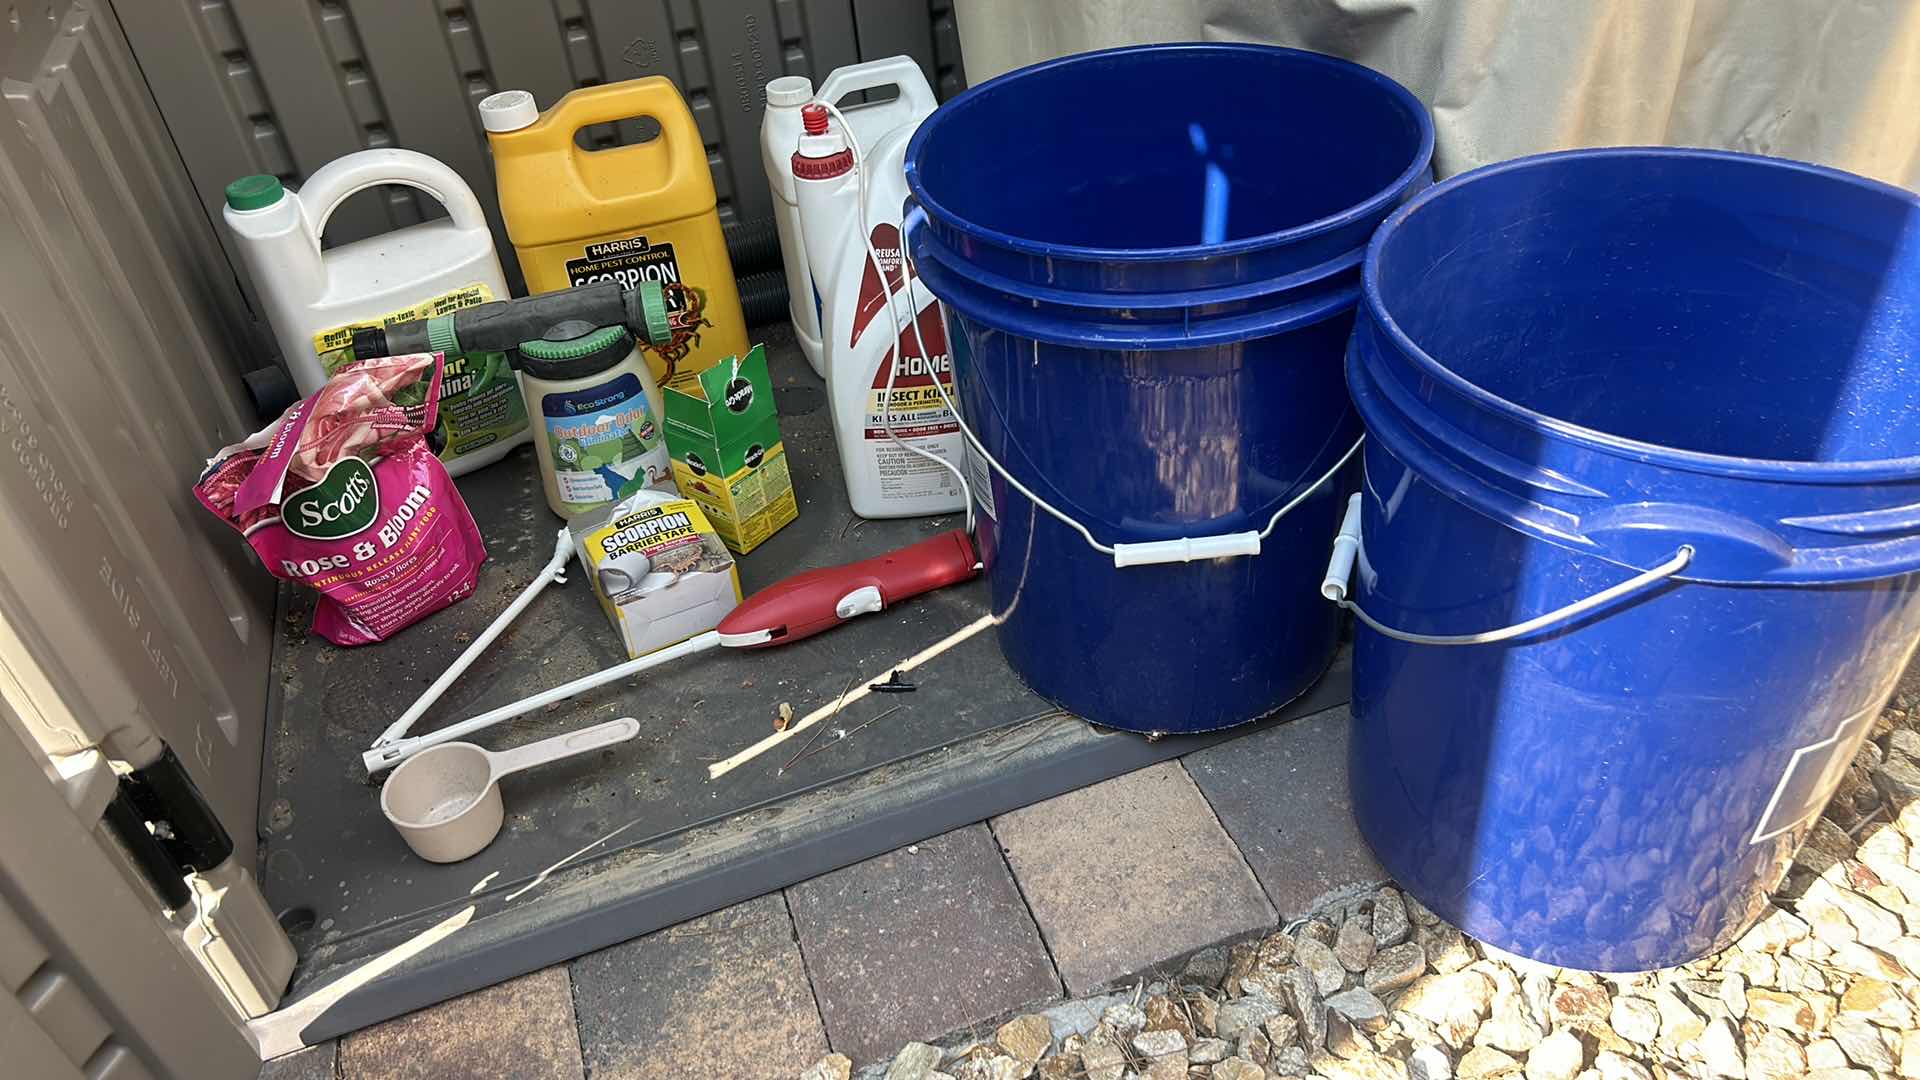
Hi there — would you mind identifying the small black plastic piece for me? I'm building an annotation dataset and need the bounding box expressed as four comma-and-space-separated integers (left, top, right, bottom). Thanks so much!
868, 670, 917, 694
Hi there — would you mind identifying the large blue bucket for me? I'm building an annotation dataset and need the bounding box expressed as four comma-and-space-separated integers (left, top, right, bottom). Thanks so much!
1341, 147, 1920, 970
905, 44, 1432, 731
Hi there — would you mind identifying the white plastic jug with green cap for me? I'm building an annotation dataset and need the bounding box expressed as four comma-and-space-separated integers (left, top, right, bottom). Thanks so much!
222, 148, 531, 477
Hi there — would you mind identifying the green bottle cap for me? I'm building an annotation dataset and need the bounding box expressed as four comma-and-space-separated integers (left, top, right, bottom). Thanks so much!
225, 174, 285, 211
638, 280, 671, 345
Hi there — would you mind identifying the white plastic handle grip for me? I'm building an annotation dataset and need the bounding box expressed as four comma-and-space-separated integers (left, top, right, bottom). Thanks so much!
298, 148, 492, 237
816, 55, 939, 120
1322, 493, 1693, 645
1113, 532, 1262, 567
486, 717, 641, 781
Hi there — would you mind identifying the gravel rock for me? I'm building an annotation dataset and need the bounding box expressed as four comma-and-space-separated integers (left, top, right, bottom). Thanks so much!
1240, 1024, 1273, 1066
1549, 983, 1611, 1027
1399, 971, 1495, 1049
1285, 964, 1331, 1050
995, 1015, 1052, 1065
1375, 890, 1413, 947
1801, 877, 1905, 948
1408, 1044, 1453, 1080
1272, 1044, 1311, 1076
1327, 1013, 1374, 1060
1182, 946, 1230, 989
1299, 937, 1349, 996
1266, 1012, 1299, 1049
1102, 1002, 1147, 1038
1716, 972, 1746, 1020
802, 1053, 853, 1080
1525, 1030, 1586, 1080
1806, 1038, 1851, 1070
1414, 924, 1476, 975
1839, 975, 1914, 1026
887, 1043, 945, 1080
1741, 1029, 1805, 1080
1078, 1039, 1126, 1080
1211, 1057, 1265, 1080
1457, 1045, 1521, 1079
1132, 1028, 1187, 1080
1406, 893, 1441, 926
1830, 1015, 1895, 1072
1591, 1051, 1653, 1080
1695, 1017, 1744, 1078
1339, 918, 1381, 971
1328, 988, 1391, 1032
1608, 997, 1660, 1045
1189, 1037, 1232, 1065
1744, 988, 1821, 1034
1734, 906, 1810, 953
1316, 1050, 1413, 1080
1877, 754, 1920, 804
1367, 943, 1428, 995
1900, 1029, 1920, 1079
1648, 987, 1705, 1046
1215, 995, 1284, 1042
1802, 1070, 1875, 1080
1479, 993, 1547, 1053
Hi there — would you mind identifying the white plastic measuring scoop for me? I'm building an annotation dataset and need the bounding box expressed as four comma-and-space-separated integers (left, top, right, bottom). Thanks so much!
380, 717, 640, 863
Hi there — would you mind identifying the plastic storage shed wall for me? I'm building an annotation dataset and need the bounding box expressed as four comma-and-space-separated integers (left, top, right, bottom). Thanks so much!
112, 0, 965, 320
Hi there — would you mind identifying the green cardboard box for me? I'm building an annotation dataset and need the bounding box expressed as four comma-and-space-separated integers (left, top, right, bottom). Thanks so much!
663, 343, 798, 554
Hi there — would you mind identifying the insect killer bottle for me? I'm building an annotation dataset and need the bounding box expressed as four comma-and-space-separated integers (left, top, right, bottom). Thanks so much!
480, 81, 748, 393
793, 105, 965, 519
761, 56, 938, 378
222, 148, 531, 478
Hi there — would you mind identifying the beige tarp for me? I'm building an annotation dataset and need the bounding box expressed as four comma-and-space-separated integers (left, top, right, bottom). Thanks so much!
954, 0, 1920, 188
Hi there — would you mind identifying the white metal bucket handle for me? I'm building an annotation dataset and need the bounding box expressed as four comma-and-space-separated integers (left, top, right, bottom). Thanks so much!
926, 360, 1364, 567
1320, 493, 1693, 644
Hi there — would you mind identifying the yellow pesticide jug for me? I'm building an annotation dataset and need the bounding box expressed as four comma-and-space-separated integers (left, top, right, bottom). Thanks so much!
480, 81, 747, 393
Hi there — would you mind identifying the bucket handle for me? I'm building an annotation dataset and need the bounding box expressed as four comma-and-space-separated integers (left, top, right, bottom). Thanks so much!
935, 360, 1364, 567
297, 148, 491, 239
1320, 493, 1693, 644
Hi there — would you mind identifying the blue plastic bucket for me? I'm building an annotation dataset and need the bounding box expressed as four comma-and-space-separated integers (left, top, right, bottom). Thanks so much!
1341, 147, 1920, 970
905, 44, 1433, 731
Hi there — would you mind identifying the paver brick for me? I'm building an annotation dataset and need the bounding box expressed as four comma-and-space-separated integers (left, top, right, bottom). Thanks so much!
992, 761, 1275, 994
787, 825, 1062, 1063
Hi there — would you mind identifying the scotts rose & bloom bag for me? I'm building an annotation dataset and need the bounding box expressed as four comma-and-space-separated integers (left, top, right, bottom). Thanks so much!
195, 353, 486, 645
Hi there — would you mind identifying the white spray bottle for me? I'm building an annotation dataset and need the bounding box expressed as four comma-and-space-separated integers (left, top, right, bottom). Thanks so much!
762, 57, 939, 378
793, 104, 966, 520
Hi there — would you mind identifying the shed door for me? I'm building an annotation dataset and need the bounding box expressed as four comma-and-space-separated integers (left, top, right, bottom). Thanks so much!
0, 0, 271, 854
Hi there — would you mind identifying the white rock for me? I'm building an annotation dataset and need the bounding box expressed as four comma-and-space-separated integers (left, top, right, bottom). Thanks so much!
1696, 1017, 1745, 1078
1718, 972, 1747, 1019
1649, 987, 1705, 1045
1806, 1038, 1850, 1070
1742, 1029, 1805, 1080
1079, 1039, 1126, 1080
1830, 1016, 1895, 1073
1327, 988, 1390, 1031
1398, 971, 1495, 1049
1608, 997, 1660, 1045
1591, 1051, 1653, 1080
1408, 1044, 1453, 1080
1101, 1002, 1147, 1037
1734, 906, 1810, 953
1800, 878, 1905, 948
1523, 1030, 1585, 1080
1479, 993, 1546, 1053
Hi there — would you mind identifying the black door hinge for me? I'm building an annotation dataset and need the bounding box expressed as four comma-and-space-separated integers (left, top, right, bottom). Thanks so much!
102, 744, 234, 910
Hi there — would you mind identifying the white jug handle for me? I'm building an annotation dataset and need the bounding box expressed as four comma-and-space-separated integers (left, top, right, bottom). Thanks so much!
297, 148, 491, 239
817, 55, 939, 119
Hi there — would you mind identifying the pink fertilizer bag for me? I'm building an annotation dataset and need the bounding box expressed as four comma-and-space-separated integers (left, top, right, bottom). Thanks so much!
195, 353, 486, 646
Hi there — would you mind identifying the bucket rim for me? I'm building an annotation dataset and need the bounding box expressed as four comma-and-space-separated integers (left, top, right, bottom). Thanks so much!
1362, 145, 1920, 484
904, 42, 1436, 265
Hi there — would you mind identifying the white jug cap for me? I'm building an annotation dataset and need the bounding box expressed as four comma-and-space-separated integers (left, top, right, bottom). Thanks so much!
479, 90, 539, 133
766, 76, 813, 108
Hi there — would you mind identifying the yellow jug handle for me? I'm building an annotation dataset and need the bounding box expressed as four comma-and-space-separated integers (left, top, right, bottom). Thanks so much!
550, 79, 702, 201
